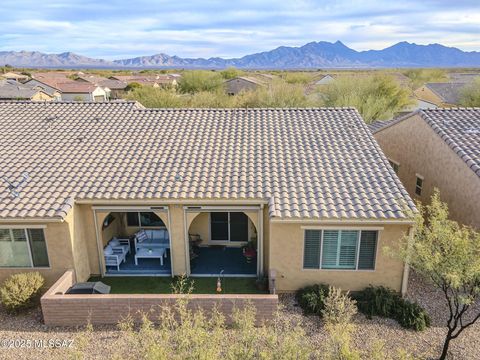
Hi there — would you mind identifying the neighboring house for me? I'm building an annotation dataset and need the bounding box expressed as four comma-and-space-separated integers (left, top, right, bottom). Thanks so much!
0, 80, 54, 101
224, 76, 267, 95
0, 102, 416, 295
0, 71, 29, 83
76, 74, 128, 99
448, 73, 480, 83
371, 109, 480, 229
24, 78, 63, 100
314, 74, 335, 85
57, 82, 108, 102
414, 82, 467, 107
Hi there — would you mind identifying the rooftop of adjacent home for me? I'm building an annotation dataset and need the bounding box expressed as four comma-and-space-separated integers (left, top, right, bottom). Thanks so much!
370, 108, 480, 177
0, 101, 415, 220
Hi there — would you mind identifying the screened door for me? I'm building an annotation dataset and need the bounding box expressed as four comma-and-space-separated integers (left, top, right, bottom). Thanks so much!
210, 212, 249, 242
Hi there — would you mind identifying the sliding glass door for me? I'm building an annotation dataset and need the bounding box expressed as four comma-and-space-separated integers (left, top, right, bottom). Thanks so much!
210, 212, 248, 242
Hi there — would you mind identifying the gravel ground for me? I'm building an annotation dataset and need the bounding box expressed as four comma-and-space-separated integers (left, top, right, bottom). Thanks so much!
0, 271, 479, 360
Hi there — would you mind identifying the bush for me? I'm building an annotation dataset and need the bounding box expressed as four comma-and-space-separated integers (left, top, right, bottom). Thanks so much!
319, 75, 412, 122
178, 70, 224, 94
353, 286, 430, 331
0, 272, 44, 313
296, 283, 330, 315
459, 78, 480, 107
322, 286, 357, 326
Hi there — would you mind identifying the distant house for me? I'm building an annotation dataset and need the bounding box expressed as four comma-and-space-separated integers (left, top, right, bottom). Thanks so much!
371, 109, 480, 229
26, 76, 107, 102
24, 78, 63, 100
0, 72, 29, 83
448, 73, 480, 83
224, 76, 267, 95
76, 74, 128, 99
57, 82, 108, 102
0, 80, 54, 101
414, 82, 467, 107
314, 74, 335, 85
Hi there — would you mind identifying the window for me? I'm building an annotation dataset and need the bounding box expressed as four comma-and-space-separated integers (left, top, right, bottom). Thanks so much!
415, 175, 424, 196
388, 159, 400, 174
303, 230, 377, 270
126, 212, 166, 227
0, 228, 49, 268
210, 212, 249, 242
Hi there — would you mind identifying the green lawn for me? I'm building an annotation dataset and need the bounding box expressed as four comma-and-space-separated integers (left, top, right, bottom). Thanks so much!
88, 276, 266, 294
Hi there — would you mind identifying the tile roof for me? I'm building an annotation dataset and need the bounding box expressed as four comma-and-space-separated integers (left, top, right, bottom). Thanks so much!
0, 102, 415, 221
77, 75, 128, 90
0, 81, 46, 99
425, 82, 467, 105
372, 108, 480, 177
420, 108, 480, 177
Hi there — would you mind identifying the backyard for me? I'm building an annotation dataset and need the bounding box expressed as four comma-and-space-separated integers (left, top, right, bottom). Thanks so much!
0, 272, 479, 359
88, 276, 267, 294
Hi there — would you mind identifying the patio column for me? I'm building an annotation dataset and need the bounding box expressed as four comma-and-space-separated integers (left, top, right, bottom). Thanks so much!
168, 205, 188, 275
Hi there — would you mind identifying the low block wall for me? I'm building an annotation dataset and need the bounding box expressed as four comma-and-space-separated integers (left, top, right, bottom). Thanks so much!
41, 271, 278, 327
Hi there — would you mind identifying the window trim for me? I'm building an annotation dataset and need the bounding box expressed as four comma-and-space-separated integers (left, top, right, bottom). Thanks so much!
126, 211, 166, 228
302, 228, 380, 272
415, 174, 424, 196
0, 228, 50, 269
388, 159, 400, 174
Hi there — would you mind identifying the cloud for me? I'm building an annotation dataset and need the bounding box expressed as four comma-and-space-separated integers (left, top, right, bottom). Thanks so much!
0, 0, 479, 58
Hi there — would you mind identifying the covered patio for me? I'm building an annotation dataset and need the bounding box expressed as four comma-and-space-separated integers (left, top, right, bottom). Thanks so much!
190, 247, 257, 276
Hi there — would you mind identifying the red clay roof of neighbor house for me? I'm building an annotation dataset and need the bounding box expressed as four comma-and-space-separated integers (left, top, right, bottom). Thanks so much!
54, 82, 98, 93
0, 101, 416, 221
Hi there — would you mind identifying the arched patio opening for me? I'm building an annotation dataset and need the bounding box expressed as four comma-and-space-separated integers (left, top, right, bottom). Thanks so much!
187, 211, 258, 276
98, 210, 172, 275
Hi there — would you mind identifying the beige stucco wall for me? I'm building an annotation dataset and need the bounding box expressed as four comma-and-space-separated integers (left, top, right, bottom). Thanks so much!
268, 222, 409, 292
31, 91, 54, 101
0, 219, 76, 286
374, 114, 480, 228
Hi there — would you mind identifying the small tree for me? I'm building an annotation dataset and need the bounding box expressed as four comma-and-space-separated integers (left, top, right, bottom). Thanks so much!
459, 78, 480, 107
400, 189, 480, 360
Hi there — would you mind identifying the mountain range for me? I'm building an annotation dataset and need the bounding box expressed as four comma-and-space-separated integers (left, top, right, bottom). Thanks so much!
1, 41, 480, 69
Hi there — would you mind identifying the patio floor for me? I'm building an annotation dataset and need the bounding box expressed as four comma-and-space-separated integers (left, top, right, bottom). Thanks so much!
190, 246, 257, 276
106, 247, 172, 275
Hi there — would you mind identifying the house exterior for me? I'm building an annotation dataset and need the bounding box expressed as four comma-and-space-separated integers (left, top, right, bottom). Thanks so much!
76, 75, 128, 99
314, 74, 335, 85
0, 72, 30, 83
414, 82, 467, 107
0, 102, 416, 295
224, 77, 267, 95
371, 109, 480, 229
0, 80, 55, 101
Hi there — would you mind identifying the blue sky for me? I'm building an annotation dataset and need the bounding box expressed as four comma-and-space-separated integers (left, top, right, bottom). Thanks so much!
1, 0, 480, 59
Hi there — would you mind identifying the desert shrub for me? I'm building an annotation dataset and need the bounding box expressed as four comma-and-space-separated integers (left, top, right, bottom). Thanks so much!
187, 90, 234, 108
282, 72, 313, 84
403, 68, 447, 89
178, 70, 224, 94
353, 286, 430, 331
394, 299, 431, 331
238, 80, 309, 108
459, 78, 480, 107
319, 75, 412, 122
125, 86, 183, 108
0, 272, 44, 313
296, 283, 330, 315
125, 81, 142, 91
322, 286, 357, 326
220, 67, 243, 79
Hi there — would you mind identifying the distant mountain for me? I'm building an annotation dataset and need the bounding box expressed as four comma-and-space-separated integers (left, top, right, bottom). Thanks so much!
1, 41, 480, 69
0, 51, 114, 68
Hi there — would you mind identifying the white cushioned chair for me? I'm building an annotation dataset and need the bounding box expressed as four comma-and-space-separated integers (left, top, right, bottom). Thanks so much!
104, 244, 127, 271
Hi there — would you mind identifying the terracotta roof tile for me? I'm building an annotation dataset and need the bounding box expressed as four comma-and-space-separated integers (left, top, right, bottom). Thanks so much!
0, 102, 415, 220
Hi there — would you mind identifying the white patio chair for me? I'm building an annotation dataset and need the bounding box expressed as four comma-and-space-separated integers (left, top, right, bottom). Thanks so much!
104, 245, 127, 271
109, 237, 131, 255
